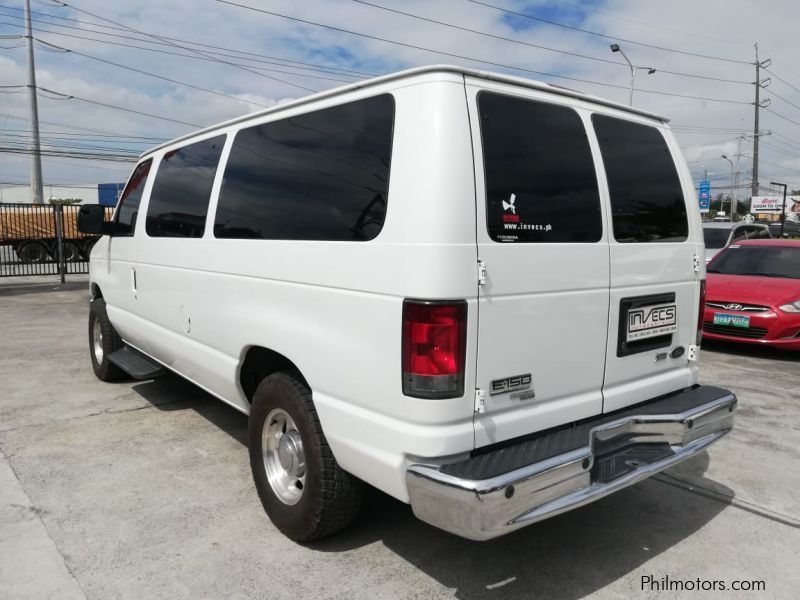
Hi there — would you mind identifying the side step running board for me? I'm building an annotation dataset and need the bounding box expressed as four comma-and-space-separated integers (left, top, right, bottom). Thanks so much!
108, 345, 165, 379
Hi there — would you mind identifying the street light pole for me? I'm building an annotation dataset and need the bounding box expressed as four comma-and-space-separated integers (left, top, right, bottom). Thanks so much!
770, 181, 788, 237
610, 44, 655, 106
721, 155, 734, 220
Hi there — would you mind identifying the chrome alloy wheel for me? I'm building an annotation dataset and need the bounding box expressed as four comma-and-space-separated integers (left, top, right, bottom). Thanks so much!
262, 408, 306, 505
92, 318, 104, 364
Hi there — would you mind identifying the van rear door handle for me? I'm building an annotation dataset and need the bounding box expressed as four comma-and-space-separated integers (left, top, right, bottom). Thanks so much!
132, 267, 137, 292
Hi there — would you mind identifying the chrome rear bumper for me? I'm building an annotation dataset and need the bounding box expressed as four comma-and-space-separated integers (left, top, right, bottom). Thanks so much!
406, 386, 736, 541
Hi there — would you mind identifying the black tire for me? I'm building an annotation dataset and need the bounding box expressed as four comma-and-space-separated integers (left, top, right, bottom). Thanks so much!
61, 241, 83, 262
15, 241, 50, 264
249, 371, 363, 542
88, 298, 127, 381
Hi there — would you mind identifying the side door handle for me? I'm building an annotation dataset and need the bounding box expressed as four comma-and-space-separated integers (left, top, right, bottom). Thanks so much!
131, 267, 137, 293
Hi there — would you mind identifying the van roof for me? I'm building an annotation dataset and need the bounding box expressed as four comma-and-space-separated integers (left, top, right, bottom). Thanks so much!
143, 64, 668, 157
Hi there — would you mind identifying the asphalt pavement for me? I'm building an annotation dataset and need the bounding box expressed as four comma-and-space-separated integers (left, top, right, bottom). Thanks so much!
1, 276, 798, 600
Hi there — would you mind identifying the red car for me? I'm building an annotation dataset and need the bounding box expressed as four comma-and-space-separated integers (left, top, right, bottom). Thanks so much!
703, 239, 800, 350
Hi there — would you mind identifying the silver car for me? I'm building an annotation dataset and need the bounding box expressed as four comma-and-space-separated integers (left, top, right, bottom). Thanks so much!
703, 222, 772, 262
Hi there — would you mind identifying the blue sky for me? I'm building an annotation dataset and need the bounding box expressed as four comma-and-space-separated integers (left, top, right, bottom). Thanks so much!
1, 0, 799, 196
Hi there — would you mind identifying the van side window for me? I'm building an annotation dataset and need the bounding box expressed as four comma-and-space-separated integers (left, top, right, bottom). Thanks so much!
214, 94, 394, 241
592, 115, 688, 243
114, 159, 152, 236
478, 92, 602, 243
145, 135, 225, 238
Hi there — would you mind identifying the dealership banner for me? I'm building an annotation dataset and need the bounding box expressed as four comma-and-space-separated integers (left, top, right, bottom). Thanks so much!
750, 195, 800, 214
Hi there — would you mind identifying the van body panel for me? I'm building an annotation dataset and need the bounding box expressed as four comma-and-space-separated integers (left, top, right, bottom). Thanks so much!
464, 78, 612, 448
87, 67, 711, 512
94, 73, 482, 499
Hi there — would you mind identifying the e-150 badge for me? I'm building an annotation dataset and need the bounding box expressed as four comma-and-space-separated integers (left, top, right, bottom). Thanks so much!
491, 373, 533, 396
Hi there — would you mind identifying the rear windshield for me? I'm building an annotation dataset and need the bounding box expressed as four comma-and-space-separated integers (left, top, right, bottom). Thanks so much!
708, 245, 800, 279
593, 115, 688, 243
703, 228, 730, 249
478, 92, 602, 243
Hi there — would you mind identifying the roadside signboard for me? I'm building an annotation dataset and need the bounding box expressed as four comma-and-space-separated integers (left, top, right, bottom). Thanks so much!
698, 180, 711, 213
98, 183, 125, 207
750, 195, 800, 215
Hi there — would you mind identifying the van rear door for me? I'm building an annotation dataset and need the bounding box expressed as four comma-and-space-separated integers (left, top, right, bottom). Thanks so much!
590, 114, 702, 412
466, 81, 611, 448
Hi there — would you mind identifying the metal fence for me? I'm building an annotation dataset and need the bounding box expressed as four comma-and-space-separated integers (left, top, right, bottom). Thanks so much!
0, 203, 101, 279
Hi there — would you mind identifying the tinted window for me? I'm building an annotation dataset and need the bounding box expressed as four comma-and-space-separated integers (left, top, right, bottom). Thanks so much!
731, 226, 749, 243
593, 115, 688, 243
709, 245, 800, 279
479, 92, 602, 243
754, 226, 771, 239
146, 135, 225, 238
703, 227, 730, 249
115, 159, 151, 235
214, 95, 394, 241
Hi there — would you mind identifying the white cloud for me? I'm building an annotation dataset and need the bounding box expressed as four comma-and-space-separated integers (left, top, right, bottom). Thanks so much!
0, 0, 798, 193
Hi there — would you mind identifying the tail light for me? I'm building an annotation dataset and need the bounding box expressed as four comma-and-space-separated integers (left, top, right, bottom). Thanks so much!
402, 300, 467, 399
697, 280, 706, 345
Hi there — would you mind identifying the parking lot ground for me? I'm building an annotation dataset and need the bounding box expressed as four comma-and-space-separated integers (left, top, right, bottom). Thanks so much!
1, 277, 799, 600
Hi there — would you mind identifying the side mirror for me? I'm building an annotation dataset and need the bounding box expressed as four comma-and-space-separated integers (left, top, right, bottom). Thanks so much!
78, 204, 114, 235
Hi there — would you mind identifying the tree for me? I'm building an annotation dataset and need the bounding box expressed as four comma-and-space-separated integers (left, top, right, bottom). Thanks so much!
48, 198, 82, 205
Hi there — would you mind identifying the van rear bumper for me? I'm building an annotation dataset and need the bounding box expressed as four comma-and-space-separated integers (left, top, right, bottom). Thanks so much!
406, 385, 736, 541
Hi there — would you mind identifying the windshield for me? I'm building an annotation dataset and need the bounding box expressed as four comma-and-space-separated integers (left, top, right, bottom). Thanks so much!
703, 227, 730, 249
708, 245, 800, 278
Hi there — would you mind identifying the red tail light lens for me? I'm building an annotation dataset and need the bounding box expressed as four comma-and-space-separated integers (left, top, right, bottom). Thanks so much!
402, 300, 467, 399
697, 280, 706, 345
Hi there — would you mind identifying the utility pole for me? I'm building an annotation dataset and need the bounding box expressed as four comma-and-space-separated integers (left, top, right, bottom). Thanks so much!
24, 0, 44, 204
732, 135, 743, 220
751, 43, 771, 198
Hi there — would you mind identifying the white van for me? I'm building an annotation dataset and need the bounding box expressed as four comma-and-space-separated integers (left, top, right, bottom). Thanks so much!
78, 65, 736, 542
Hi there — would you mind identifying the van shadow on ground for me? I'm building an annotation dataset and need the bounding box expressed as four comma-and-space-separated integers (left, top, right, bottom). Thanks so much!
133, 374, 733, 600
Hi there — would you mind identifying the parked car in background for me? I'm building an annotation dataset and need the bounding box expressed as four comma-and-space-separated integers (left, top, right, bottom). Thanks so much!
768, 220, 800, 238
703, 222, 771, 262
703, 239, 800, 350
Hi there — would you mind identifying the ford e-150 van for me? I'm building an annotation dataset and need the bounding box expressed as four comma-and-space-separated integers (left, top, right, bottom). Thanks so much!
78, 65, 736, 542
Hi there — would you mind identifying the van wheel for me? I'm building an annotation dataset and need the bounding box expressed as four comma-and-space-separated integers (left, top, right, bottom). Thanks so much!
88, 298, 127, 381
249, 371, 363, 542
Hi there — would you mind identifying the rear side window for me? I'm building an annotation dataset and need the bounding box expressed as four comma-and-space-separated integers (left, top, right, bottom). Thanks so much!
115, 159, 151, 236
479, 92, 602, 243
214, 94, 394, 241
592, 115, 688, 243
146, 135, 225, 238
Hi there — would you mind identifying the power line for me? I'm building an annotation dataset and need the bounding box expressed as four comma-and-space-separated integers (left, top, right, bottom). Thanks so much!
216, 0, 753, 105
0, 126, 164, 141
35, 38, 273, 108
764, 107, 800, 129
0, 113, 167, 139
0, 3, 370, 77
463, 0, 754, 66
0, 146, 136, 161
353, 0, 625, 67
0, 15, 361, 82
43, 0, 320, 94
765, 87, 800, 113
36, 86, 202, 127
354, 0, 753, 84
770, 132, 800, 152
764, 67, 800, 96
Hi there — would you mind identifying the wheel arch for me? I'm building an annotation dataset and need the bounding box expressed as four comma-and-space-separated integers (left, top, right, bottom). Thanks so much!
239, 346, 309, 404
90, 282, 103, 300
